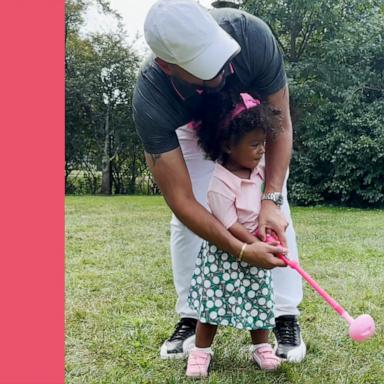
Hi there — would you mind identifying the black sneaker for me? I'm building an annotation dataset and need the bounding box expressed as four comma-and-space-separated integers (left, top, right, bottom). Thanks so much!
160, 318, 197, 359
273, 315, 306, 363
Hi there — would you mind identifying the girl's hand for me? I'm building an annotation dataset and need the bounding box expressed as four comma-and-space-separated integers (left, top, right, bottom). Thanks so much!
242, 241, 287, 269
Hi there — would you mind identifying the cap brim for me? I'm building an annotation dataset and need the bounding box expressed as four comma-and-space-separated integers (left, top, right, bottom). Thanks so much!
180, 27, 241, 80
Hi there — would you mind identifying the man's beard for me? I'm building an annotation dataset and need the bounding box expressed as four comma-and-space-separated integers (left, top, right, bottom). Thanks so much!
202, 76, 227, 94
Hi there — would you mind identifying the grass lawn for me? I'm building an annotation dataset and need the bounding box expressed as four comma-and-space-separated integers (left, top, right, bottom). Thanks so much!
66, 196, 384, 384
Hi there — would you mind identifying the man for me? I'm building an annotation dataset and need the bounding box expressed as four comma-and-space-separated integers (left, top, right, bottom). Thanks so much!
133, 0, 306, 362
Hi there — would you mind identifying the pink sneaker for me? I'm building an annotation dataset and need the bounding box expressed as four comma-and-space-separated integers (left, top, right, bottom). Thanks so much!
186, 348, 213, 378
251, 343, 281, 371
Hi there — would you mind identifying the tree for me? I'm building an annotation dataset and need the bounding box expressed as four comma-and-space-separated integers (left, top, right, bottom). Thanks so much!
65, 11, 98, 191
241, 0, 384, 206
287, 9, 384, 206
65, 0, 142, 195
87, 33, 140, 194
242, 0, 382, 62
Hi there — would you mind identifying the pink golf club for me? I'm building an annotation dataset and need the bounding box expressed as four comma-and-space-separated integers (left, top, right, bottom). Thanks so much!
264, 233, 375, 342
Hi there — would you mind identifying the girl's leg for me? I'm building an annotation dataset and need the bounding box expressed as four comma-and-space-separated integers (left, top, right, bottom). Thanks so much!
195, 321, 218, 348
250, 329, 269, 345
249, 330, 281, 371
186, 321, 217, 378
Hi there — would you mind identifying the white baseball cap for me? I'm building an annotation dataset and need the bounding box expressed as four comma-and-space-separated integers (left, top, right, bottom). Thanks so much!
144, 0, 241, 80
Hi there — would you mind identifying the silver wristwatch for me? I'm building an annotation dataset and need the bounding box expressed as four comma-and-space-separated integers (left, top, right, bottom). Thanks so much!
261, 192, 284, 207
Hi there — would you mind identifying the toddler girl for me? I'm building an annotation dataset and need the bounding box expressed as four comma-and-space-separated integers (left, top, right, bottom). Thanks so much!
186, 92, 283, 377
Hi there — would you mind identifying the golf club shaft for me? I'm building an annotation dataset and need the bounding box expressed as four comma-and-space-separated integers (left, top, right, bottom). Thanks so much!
277, 253, 347, 317
265, 234, 349, 319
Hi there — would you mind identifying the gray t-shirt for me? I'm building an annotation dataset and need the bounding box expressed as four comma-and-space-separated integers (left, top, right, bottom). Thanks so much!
133, 8, 286, 154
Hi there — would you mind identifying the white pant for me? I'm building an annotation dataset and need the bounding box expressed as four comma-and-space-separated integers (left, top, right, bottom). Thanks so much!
171, 125, 303, 319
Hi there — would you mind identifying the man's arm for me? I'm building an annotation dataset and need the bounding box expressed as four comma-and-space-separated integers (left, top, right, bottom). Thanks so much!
265, 85, 292, 193
145, 148, 287, 269
258, 85, 292, 246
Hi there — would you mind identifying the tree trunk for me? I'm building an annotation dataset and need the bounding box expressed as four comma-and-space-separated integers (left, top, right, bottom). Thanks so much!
101, 107, 112, 195
128, 149, 137, 194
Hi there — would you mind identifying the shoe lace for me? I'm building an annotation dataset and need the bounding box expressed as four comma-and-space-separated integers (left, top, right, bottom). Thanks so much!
169, 319, 196, 342
275, 317, 298, 345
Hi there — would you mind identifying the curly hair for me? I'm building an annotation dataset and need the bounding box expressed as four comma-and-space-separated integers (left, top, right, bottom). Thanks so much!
194, 91, 282, 164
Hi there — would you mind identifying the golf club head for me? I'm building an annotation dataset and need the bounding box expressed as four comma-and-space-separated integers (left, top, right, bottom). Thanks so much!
349, 314, 375, 342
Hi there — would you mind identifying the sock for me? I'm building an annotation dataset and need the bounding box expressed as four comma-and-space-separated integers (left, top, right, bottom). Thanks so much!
250, 343, 270, 352
193, 346, 213, 354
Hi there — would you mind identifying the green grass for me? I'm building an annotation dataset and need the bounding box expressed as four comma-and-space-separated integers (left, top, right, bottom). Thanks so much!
66, 196, 384, 383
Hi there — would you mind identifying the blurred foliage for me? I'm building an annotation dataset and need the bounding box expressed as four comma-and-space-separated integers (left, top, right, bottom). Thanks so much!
243, 0, 384, 206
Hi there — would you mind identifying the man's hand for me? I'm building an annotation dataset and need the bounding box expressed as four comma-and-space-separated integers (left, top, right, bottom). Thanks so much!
257, 200, 288, 247
242, 240, 287, 269
145, 148, 289, 268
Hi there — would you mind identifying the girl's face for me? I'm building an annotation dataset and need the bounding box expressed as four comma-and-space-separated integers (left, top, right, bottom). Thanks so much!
226, 129, 266, 170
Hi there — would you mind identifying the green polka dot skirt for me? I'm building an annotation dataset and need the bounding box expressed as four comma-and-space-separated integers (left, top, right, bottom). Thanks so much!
188, 241, 275, 330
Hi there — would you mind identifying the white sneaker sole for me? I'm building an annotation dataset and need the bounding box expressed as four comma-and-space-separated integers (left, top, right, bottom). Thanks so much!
273, 334, 306, 363
159, 334, 196, 360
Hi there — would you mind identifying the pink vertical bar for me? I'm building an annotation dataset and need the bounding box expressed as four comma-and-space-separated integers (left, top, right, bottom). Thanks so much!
0, 1, 64, 382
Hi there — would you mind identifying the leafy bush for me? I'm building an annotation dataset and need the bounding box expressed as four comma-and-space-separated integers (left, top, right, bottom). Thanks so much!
287, 12, 384, 207
66, 171, 102, 195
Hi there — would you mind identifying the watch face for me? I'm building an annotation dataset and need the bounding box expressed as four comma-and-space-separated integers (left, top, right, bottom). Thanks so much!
270, 192, 283, 206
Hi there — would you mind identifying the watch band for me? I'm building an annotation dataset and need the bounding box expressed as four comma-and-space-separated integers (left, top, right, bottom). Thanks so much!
261, 192, 284, 207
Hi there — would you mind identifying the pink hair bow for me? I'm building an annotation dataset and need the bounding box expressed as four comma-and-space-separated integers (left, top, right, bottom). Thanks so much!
230, 93, 261, 120
187, 93, 260, 130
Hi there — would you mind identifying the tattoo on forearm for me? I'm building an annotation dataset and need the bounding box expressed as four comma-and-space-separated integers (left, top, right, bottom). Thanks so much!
149, 153, 162, 166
